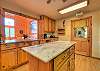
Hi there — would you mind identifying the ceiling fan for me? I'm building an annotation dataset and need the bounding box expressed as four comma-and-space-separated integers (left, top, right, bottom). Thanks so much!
47, 0, 68, 4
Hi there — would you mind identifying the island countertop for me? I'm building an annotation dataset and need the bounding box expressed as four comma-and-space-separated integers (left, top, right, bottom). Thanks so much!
22, 41, 76, 63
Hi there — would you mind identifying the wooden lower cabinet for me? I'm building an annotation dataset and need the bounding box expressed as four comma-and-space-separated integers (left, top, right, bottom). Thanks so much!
70, 54, 75, 71
1, 47, 28, 70
18, 48, 28, 64
29, 45, 75, 71
58, 59, 70, 71
1, 49, 17, 70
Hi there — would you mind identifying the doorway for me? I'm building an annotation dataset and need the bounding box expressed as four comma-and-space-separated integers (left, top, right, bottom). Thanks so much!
71, 16, 92, 56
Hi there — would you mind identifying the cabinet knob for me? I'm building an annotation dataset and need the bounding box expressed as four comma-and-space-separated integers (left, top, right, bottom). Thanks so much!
2, 66, 5, 68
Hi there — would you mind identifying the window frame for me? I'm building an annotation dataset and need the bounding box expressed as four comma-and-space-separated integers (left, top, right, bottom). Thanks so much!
4, 17, 15, 40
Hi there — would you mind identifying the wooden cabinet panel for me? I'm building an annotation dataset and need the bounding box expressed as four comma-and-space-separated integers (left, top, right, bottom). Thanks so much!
1, 49, 17, 69
70, 45, 75, 55
44, 17, 49, 32
70, 54, 75, 71
48, 19, 55, 32
54, 49, 70, 68
54, 46, 75, 71
29, 55, 38, 71
1, 44, 16, 51
29, 55, 53, 71
39, 16, 55, 36
0, 41, 40, 70
48, 19, 52, 32
51, 20, 55, 32
18, 48, 28, 64
58, 59, 70, 71
38, 20, 44, 39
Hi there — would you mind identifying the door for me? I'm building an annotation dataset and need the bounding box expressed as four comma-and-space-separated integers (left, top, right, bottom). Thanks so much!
71, 17, 92, 56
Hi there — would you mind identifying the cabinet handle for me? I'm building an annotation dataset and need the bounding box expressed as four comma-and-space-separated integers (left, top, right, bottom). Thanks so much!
64, 56, 66, 57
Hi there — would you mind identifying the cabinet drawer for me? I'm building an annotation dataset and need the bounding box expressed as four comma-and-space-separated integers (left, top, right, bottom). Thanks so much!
31, 42, 35, 46
16, 42, 25, 47
54, 49, 70, 68
34, 41, 39, 45
1, 44, 16, 51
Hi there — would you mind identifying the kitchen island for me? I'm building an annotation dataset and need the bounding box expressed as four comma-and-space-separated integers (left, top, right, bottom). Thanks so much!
22, 41, 76, 71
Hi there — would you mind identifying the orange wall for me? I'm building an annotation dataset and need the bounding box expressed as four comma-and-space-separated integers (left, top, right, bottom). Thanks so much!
5, 13, 33, 39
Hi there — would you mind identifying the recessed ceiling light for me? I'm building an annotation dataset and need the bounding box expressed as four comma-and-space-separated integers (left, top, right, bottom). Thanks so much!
59, 0, 88, 14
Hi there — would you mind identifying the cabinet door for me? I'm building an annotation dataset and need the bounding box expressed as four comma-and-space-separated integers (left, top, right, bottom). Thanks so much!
44, 17, 49, 32
70, 54, 75, 71
1, 49, 17, 69
40, 40, 46, 44
18, 48, 28, 64
58, 59, 70, 71
51, 20, 55, 32
38, 20, 44, 39
48, 19, 52, 32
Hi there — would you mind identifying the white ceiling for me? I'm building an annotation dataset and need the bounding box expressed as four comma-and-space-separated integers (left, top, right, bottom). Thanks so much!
2, 0, 100, 20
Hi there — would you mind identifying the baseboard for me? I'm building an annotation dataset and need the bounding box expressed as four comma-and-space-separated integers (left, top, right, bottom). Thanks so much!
75, 53, 100, 60
92, 56, 100, 60
1, 61, 29, 71
12, 61, 29, 69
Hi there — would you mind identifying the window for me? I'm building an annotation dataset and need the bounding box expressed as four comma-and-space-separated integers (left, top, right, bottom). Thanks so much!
5, 18, 14, 26
4, 17, 15, 39
10, 28, 15, 37
31, 20, 37, 33
5, 27, 9, 37
4, 11, 38, 40
30, 20, 38, 39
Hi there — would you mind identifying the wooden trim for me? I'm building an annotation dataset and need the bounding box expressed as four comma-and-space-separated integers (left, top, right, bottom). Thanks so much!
1, 61, 28, 71
2, 8, 37, 20
76, 53, 100, 60
88, 16, 92, 56
71, 16, 92, 22
92, 56, 100, 60
40, 15, 55, 21
0, 7, 2, 70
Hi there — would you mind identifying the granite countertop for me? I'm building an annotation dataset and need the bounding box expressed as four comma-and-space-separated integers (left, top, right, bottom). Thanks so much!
22, 41, 76, 63
0, 39, 39, 44
0, 37, 58, 44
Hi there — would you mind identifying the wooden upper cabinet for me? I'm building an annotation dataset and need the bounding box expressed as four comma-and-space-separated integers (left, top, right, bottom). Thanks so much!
48, 19, 55, 32
39, 15, 55, 33
51, 20, 55, 32
48, 19, 52, 32
44, 17, 49, 32
38, 20, 45, 39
